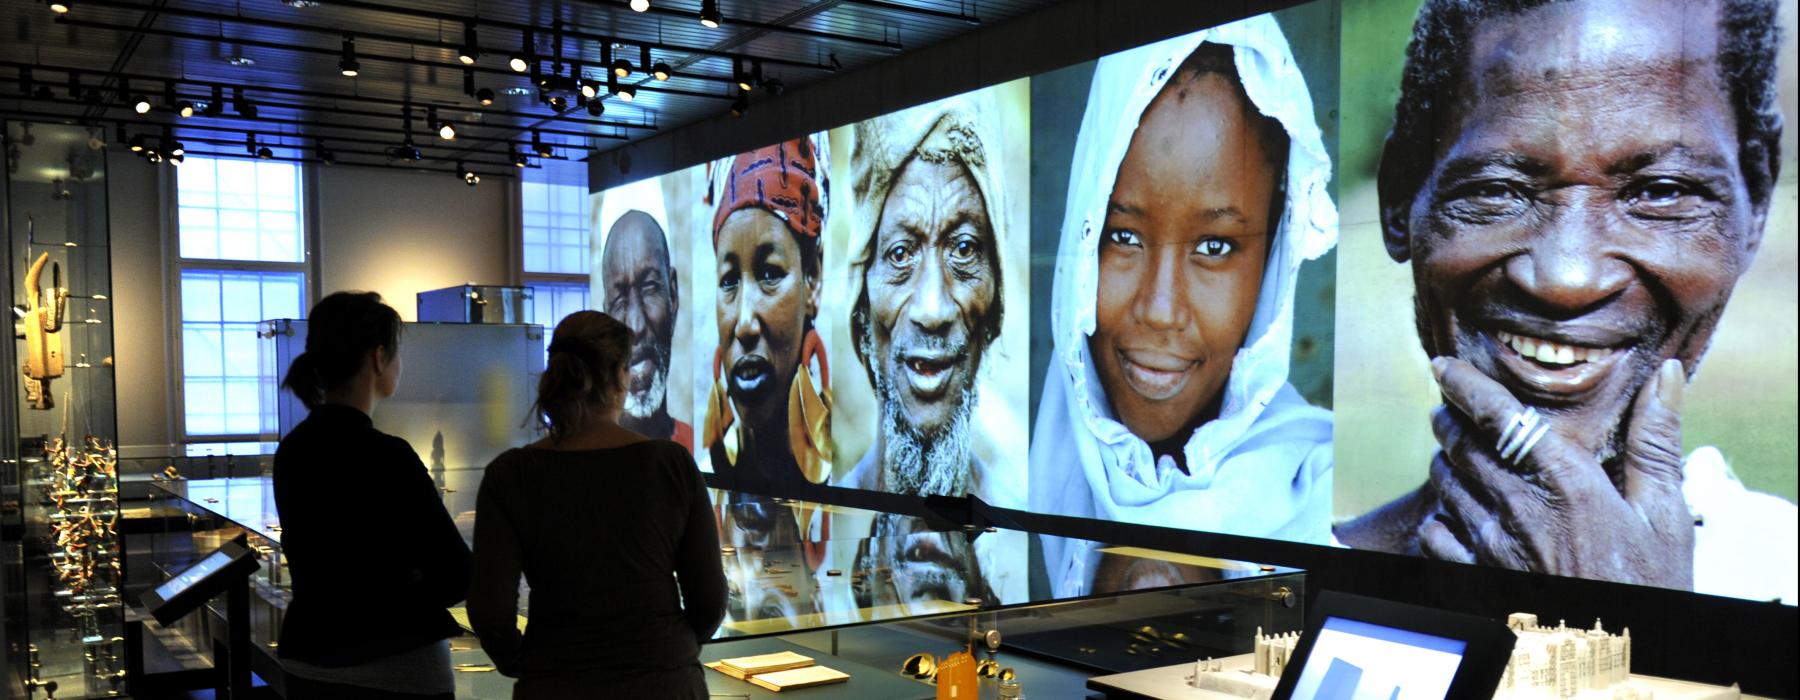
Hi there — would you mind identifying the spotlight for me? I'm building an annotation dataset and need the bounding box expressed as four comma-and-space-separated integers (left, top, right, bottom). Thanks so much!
531, 130, 551, 158
47, 0, 70, 14
145, 150, 162, 164
458, 162, 479, 186
549, 94, 568, 112
438, 121, 457, 140
699, 0, 721, 28
339, 36, 361, 77
458, 23, 480, 65
509, 29, 533, 72
476, 87, 495, 105
735, 60, 753, 92
579, 80, 597, 99
176, 100, 195, 118
629, 0, 650, 10
170, 141, 185, 157
586, 99, 604, 117
169, 152, 184, 165
612, 56, 632, 78
465, 173, 481, 186
512, 150, 528, 168
257, 146, 273, 159
730, 92, 748, 118
132, 92, 152, 114
652, 61, 671, 81
616, 84, 634, 102
127, 134, 145, 152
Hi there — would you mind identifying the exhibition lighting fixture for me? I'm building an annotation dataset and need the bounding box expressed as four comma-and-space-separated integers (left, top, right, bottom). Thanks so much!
458, 162, 480, 186
579, 78, 597, 100
512, 149, 528, 168
145, 150, 162, 164
699, 0, 722, 28
548, 94, 568, 112
630, 0, 650, 11
429, 107, 455, 140
176, 99, 195, 118
510, 30, 533, 73
170, 141, 185, 157
531, 130, 551, 158
47, 1, 70, 14
586, 99, 604, 117
647, 46, 670, 81
232, 87, 258, 118
340, 36, 361, 77
126, 134, 145, 152
458, 24, 480, 65
127, 80, 151, 114
735, 60, 754, 92
612, 53, 632, 78
258, 146, 274, 159
169, 152, 184, 165
476, 87, 496, 106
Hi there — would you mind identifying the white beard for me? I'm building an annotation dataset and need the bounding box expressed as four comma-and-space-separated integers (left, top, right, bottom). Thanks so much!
876, 375, 976, 497
624, 365, 668, 420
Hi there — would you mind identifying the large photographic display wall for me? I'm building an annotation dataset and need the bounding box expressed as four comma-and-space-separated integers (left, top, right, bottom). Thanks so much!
591, 0, 1799, 608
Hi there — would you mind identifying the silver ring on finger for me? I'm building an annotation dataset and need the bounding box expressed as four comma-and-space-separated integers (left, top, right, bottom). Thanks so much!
1497, 407, 1541, 464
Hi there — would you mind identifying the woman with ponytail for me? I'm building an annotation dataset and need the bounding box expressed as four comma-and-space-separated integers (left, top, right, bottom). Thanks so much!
273, 292, 471, 699
468, 311, 725, 699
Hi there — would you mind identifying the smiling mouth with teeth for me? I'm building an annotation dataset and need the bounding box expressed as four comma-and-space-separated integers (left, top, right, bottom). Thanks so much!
1494, 330, 1617, 366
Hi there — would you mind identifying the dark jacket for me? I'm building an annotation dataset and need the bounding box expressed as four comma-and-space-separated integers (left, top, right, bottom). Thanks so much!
272, 404, 472, 666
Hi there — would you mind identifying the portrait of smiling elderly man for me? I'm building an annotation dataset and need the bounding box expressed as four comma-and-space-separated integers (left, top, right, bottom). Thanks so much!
1336, 0, 1797, 603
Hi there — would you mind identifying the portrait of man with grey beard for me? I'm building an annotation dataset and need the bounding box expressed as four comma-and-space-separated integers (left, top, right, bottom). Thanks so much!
836, 111, 1005, 500
602, 210, 694, 451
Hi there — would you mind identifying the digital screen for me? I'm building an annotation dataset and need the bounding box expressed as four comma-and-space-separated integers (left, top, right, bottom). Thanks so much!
1287, 617, 1466, 700
590, 0, 1799, 606
154, 549, 235, 601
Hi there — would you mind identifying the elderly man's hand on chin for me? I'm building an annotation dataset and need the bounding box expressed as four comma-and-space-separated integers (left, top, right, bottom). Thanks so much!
1417, 357, 1694, 590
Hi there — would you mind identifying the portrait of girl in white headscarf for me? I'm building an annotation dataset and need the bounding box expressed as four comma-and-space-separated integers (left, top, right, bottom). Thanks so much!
1030, 14, 1339, 597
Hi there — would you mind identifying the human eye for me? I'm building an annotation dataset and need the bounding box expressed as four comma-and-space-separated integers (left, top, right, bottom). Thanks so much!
640, 278, 664, 298
718, 268, 739, 294
1622, 176, 1715, 220
1441, 179, 1530, 222
1192, 237, 1235, 258
947, 233, 983, 266
1103, 229, 1142, 249
883, 240, 916, 268
755, 261, 787, 288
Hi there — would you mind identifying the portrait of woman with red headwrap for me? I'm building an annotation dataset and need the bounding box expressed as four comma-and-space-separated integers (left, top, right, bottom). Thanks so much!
700, 134, 834, 493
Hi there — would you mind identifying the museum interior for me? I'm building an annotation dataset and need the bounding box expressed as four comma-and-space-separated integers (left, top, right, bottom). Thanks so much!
1, 0, 1796, 697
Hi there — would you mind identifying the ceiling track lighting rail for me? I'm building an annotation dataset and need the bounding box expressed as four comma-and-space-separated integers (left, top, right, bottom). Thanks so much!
59, 0, 755, 90
173, 148, 521, 178
165, 134, 526, 169
1, 77, 627, 144
843, 0, 982, 25
567, 0, 903, 52
51, 16, 734, 103
4, 104, 603, 157
289, 0, 837, 74
0, 60, 655, 133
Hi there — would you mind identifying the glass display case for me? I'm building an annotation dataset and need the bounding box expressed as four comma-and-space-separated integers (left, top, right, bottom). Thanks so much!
415, 285, 534, 325
143, 478, 1304, 699
3, 120, 123, 699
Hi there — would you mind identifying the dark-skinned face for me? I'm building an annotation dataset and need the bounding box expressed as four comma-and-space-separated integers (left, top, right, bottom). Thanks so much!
1091, 71, 1275, 443
866, 157, 998, 439
715, 208, 819, 425
602, 211, 677, 419
1389, 0, 1762, 460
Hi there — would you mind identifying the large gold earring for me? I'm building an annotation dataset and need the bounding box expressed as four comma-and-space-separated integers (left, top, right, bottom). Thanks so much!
787, 329, 832, 484
703, 349, 737, 465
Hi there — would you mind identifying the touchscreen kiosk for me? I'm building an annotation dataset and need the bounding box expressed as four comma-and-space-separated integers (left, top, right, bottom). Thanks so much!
141, 538, 261, 627
1272, 592, 1515, 700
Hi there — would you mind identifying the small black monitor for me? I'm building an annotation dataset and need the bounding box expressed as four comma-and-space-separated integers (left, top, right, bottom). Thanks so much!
1270, 592, 1515, 700
142, 538, 262, 627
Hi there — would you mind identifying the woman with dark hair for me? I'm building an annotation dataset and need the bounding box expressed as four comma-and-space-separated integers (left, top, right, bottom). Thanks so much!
273, 291, 471, 699
468, 311, 726, 699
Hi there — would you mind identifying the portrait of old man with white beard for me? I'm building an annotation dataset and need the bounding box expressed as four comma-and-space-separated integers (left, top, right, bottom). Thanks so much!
602, 209, 694, 451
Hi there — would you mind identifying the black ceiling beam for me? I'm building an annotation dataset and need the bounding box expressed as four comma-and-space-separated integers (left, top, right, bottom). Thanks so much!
67, 0, 748, 90
293, 0, 836, 74
52, 16, 734, 103
164, 134, 528, 170
0, 60, 655, 134
570, 0, 903, 52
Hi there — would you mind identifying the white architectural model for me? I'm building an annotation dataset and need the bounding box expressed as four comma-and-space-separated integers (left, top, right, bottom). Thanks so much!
1499, 614, 1639, 700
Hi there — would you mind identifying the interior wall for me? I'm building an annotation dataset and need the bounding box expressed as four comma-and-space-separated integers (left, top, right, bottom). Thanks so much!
108, 162, 513, 449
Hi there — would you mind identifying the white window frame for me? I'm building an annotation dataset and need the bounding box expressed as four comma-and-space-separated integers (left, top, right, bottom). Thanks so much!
516, 175, 592, 335
165, 157, 320, 444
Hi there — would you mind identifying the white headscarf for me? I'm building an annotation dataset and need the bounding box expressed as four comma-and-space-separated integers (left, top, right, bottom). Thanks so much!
1032, 14, 1338, 596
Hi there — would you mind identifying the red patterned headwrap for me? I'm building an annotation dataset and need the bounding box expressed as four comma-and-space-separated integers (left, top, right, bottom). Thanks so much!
711, 137, 825, 245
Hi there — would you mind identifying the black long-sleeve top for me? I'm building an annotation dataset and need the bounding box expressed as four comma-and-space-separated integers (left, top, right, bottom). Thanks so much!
468, 440, 726, 680
272, 404, 472, 666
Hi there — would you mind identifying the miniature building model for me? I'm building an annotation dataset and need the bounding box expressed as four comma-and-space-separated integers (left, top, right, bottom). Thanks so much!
1498, 616, 1634, 699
